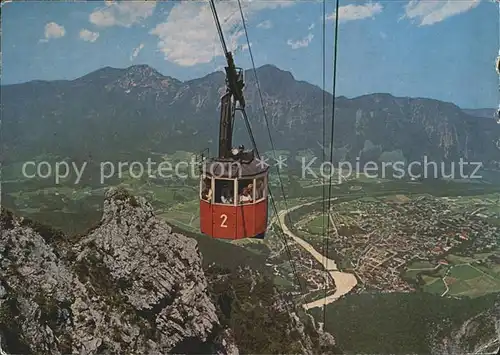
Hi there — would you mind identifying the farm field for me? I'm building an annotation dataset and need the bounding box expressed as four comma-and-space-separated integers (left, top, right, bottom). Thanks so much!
406, 253, 500, 298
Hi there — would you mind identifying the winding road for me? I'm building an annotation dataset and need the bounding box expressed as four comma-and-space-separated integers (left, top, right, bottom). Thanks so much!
276, 200, 358, 310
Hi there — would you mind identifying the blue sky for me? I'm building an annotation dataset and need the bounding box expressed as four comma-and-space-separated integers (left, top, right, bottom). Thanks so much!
2, 0, 498, 108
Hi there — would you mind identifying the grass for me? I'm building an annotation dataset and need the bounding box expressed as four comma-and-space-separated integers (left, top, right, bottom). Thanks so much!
414, 261, 500, 298
483, 264, 500, 277
404, 261, 437, 279
168, 224, 271, 273
157, 199, 201, 231
294, 149, 315, 161
448, 265, 484, 280
354, 173, 390, 184
446, 279, 469, 294
407, 261, 435, 270
407, 253, 500, 299
157, 211, 198, 232
404, 270, 420, 279
423, 278, 447, 295
464, 276, 500, 295
446, 254, 477, 264
273, 276, 293, 287
358, 196, 378, 202
263, 150, 290, 158
306, 215, 329, 235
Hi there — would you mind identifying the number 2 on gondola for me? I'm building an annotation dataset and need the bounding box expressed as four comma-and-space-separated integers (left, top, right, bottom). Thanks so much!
220, 214, 228, 228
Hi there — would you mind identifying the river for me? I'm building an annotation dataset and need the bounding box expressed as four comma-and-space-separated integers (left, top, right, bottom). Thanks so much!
276, 200, 358, 310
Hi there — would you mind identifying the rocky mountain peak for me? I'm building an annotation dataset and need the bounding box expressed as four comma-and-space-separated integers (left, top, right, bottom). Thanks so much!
73, 64, 180, 92
124, 64, 163, 76
109, 65, 180, 92
100, 187, 155, 222
250, 64, 295, 86
0, 187, 237, 354
254, 64, 293, 77
74, 66, 125, 84
3, 63, 500, 172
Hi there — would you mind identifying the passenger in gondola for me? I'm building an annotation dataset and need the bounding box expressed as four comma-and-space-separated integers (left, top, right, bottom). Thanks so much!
247, 183, 253, 197
202, 178, 212, 202
202, 187, 212, 202
239, 187, 253, 204
221, 187, 233, 204
255, 179, 264, 199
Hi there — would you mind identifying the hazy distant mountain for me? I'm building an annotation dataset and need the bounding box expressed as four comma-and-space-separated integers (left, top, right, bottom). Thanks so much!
462, 108, 496, 119
2, 64, 500, 166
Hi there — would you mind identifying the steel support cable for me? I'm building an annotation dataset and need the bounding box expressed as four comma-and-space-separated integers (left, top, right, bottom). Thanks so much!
240, 109, 305, 295
209, 0, 229, 57
321, 0, 328, 314
323, 0, 341, 330
235, 0, 292, 224
209, 0, 305, 294
496, 0, 500, 123
235, 0, 305, 294
236, 116, 299, 318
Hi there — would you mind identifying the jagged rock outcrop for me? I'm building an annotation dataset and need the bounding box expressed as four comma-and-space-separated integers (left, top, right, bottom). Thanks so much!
0, 187, 238, 354
1, 187, 340, 354
205, 265, 340, 354
430, 294, 500, 354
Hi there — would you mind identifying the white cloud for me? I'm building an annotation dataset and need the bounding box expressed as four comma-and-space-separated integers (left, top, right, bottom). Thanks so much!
257, 20, 272, 29
90, 1, 156, 27
326, 2, 383, 22
402, 0, 481, 26
79, 29, 99, 42
130, 43, 145, 61
380, 31, 387, 39
149, 1, 293, 66
40, 22, 65, 42
241, 42, 252, 51
287, 33, 313, 49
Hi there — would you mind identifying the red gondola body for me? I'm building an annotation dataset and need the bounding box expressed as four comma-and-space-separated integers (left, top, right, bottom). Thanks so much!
200, 197, 267, 239
200, 159, 268, 240
200, 158, 268, 239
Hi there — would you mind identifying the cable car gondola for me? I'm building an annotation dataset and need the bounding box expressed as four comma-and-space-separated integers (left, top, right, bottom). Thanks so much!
199, 1, 269, 240
199, 146, 269, 240
199, 61, 269, 240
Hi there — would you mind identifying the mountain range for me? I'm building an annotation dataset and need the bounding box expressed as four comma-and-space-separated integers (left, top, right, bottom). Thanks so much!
2, 64, 499, 167
462, 108, 497, 119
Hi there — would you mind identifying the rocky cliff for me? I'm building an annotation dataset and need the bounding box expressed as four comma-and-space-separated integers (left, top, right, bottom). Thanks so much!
0, 187, 337, 354
205, 264, 338, 354
0, 187, 236, 354
430, 294, 500, 354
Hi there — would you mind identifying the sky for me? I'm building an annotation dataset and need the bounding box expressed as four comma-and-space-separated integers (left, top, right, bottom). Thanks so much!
2, 0, 498, 108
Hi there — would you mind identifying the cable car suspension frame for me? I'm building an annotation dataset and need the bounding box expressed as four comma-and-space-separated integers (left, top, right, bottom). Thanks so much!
496, 0, 500, 124
205, 0, 305, 294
